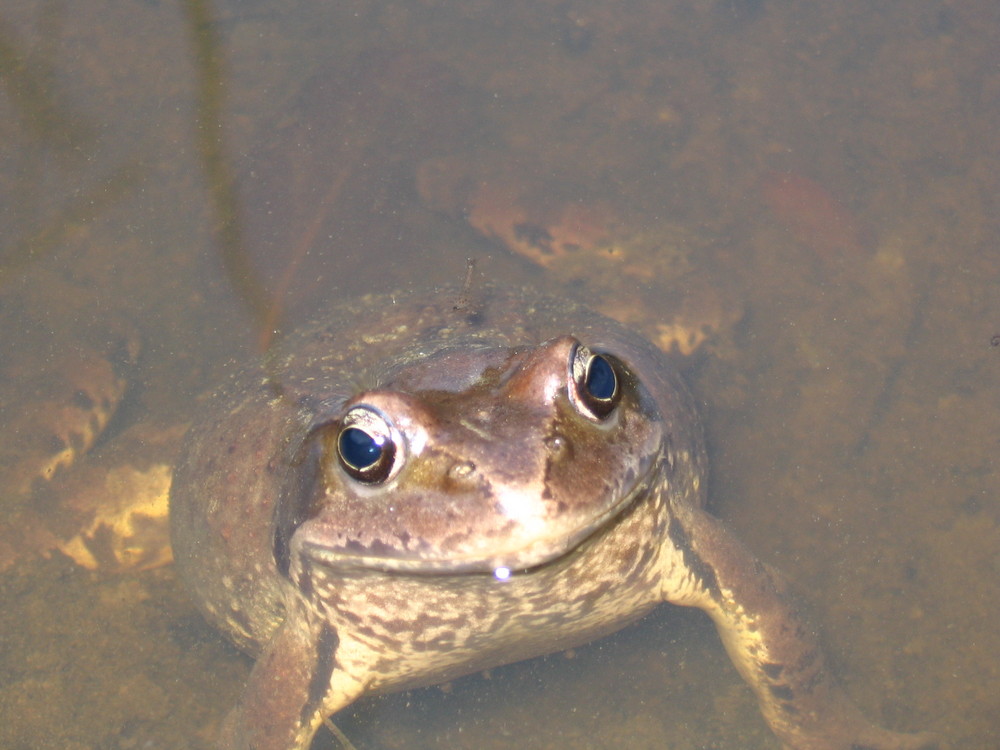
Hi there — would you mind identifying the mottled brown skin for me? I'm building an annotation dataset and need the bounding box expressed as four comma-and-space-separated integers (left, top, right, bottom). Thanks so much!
169, 286, 937, 750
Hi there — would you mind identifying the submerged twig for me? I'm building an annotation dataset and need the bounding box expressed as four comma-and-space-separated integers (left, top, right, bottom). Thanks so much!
182, 0, 274, 344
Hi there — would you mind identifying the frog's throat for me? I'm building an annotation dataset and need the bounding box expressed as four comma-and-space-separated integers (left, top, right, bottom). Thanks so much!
297, 460, 660, 577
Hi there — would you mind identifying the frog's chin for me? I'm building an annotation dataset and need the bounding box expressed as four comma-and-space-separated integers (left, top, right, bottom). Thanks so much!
297, 472, 654, 578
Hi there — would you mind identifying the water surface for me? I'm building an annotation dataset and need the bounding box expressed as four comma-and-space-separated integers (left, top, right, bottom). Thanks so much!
0, 1, 996, 747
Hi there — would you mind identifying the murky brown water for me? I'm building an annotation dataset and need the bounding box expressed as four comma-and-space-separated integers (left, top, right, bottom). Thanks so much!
0, 1, 997, 748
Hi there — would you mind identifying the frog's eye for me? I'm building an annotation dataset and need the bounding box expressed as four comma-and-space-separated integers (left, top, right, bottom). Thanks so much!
337, 406, 401, 484
569, 344, 621, 420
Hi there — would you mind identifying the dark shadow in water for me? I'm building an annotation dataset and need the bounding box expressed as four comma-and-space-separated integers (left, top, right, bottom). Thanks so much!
182, 0, 275, 346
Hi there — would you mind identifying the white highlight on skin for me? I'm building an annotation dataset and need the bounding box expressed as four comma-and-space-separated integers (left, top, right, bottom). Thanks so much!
399, 417, 427, 456
493, 566, 512, 581
496, 486, 547, 534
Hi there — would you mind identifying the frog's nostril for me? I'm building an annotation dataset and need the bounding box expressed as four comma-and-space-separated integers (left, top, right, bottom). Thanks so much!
543, 434, 568, 460
447, 460, 476, 481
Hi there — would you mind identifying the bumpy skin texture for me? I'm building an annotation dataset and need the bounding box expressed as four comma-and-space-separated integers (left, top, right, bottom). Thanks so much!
169, 286, 937, 750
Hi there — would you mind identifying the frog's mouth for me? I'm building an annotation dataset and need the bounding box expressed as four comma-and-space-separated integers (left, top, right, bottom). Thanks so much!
296, 467, 656, 578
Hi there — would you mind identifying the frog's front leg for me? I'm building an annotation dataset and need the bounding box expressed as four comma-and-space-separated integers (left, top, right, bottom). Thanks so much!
218, 602, 367, 750
661, 501, 939, 750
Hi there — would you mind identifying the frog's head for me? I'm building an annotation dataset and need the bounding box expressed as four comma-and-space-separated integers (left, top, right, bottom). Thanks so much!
274, 335, 665, 582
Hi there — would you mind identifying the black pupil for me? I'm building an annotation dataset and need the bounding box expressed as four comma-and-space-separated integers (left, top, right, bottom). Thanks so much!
586, 355, 616, 400
339, 427, 384, 469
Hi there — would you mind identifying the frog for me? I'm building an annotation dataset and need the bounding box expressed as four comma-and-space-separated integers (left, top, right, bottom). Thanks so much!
0, 313, 177, 574
169, 284, 937, 750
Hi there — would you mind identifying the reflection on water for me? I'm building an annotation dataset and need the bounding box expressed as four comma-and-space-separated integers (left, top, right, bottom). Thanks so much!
0, 0, 997, 748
